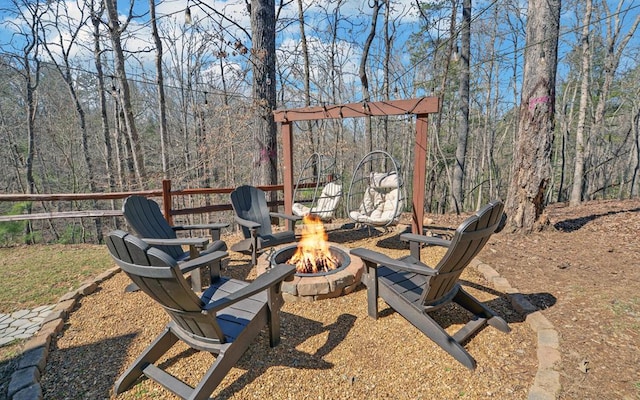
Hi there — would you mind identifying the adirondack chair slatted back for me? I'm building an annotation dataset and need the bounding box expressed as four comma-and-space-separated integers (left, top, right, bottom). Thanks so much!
106, 231, 225, 341
230, 185, 273, 237
122, 196, 184, 260
421, 200, 504, 304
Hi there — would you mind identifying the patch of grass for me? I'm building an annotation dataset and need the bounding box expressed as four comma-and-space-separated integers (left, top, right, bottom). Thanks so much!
0, 244, 112, 313
611, 297, 640, 315
0, 341, 22, 362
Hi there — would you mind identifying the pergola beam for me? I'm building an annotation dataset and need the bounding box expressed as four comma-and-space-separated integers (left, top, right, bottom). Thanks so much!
274, 97, 441, 235
274, 97, 439, 122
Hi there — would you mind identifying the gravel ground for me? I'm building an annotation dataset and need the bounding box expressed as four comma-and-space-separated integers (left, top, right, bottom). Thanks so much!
40, 224, 536, 399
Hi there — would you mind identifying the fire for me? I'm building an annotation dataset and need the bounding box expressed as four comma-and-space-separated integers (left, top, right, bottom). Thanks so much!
288, 214, 340, 274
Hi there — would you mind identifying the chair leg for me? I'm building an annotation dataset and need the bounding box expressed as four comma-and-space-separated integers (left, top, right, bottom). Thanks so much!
454, 287, 510, 333
188, 345, 247, 400
381, 291, 477, 370
190, 314, 268, 400
189, 245, 203, 292
266, 287, 284, 347
250, 230, 259, 266
361, 260, 379, 318
412, 310, 477, 370
409, 241, 421, 262
251, 246, 257, 267
113, 326, 179, 395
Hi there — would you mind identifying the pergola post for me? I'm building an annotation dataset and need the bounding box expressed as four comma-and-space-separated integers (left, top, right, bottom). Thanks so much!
162, 179, 173, 225
413, 115, 429, 235
274, 97, 440, 235
281, 121, 295, 230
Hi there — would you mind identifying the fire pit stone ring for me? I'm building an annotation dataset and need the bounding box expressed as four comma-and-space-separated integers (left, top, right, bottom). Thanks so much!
256, 242, 364, 302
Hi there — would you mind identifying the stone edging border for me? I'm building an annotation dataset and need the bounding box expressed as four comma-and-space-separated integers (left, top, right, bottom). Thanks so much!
470, 259, 561, 400
7, 262, 560, 400
5, 267, 120, 400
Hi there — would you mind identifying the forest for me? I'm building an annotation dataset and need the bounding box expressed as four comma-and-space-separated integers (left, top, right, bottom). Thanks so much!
0, 0, 639, 244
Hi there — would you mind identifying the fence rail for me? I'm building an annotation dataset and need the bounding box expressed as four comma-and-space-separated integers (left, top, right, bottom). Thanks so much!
0, 180, 288, 224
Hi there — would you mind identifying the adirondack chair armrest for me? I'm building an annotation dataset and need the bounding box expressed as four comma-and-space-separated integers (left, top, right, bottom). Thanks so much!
177, 250, 228, 274
234, 216, 261, 230
269, 212, 302, 223
400, 233, 451, 248
141, 237, 209, 249
202, 264, 296, 313
351, 248, 438, 275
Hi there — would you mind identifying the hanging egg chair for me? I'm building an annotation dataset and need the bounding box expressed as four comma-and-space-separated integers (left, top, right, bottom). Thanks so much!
346, 150, 405, 228
292, 153, 342, 221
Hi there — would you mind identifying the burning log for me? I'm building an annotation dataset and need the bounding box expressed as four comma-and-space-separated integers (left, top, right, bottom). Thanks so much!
287, 215, 340, 274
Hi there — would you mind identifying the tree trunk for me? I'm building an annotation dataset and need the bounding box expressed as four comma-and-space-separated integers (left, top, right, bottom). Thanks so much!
104, 0, 146, 188
557, 81, 578, 202
586, 1, 640, 199
91, 3, 116, 194
359, 0, 379, 155
505, 0, 561, 233
149, 0, 169, 179
451, 0, 471, 214
569, 0, 592, 206
296, 0, 315, 154
632, 104, 640, 197
91, 4, 119, 229
24, 54, 37, 244
251, 0, 278, 186
382, 0, 391, 153
15, 0, 43, 244
40, 0, 103, 242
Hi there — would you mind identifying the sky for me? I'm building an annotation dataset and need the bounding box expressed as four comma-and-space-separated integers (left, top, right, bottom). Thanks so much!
0, 0, 639, 107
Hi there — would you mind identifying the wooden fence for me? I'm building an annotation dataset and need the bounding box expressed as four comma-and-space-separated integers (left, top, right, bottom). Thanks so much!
0, 179, 286, 225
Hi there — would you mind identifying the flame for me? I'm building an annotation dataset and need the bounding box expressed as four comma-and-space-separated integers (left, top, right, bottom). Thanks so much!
288, 214, 340, 273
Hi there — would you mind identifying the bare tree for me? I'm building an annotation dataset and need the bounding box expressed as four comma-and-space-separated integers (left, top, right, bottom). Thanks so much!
251, 0, 278, 186
586, 0, 640, 199
89, 1, 115, 190
631, 98, 640, 196
149, 0, 169, 179
359, 0, 380, 155
296, 0, 316, 154
569, 0, 592, 206
3, 0, 44, 243
505, 0, 561, 232
39, 0, 104, 241
104, 0, 146, 188
451, 0, 471, 213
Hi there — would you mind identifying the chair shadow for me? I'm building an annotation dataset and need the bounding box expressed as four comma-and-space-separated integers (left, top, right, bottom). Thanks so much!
327, 226, 385, 244
222, 256, 255, 280
43, 312, 356, 399
40, 334, 137, 398
553, 207, 640, 232
375, 279, 556, 331
205, 312, 357, 400
375, 233, 408, 250
460, 279, 557, 322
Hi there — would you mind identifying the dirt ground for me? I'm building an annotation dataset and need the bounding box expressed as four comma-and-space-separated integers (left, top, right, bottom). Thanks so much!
19, 199, 640, 399
477, 199, 640, 400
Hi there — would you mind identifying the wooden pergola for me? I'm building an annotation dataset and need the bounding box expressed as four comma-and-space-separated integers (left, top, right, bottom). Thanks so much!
273, 96, 441, 235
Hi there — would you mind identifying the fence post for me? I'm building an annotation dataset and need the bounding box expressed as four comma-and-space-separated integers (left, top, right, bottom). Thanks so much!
162, 179, 173, 225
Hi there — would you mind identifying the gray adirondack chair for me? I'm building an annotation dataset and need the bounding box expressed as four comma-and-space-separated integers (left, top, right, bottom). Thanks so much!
230, 185, 301, 266
106, 230, 296, 400
123, 195, 229, 291
350, 200, 510, 370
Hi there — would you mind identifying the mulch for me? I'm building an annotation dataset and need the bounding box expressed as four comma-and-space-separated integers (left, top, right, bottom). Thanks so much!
40, 223, 537, 399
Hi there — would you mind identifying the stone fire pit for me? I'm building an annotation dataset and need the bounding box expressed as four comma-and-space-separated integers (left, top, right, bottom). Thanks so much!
256, 243, 364, 302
